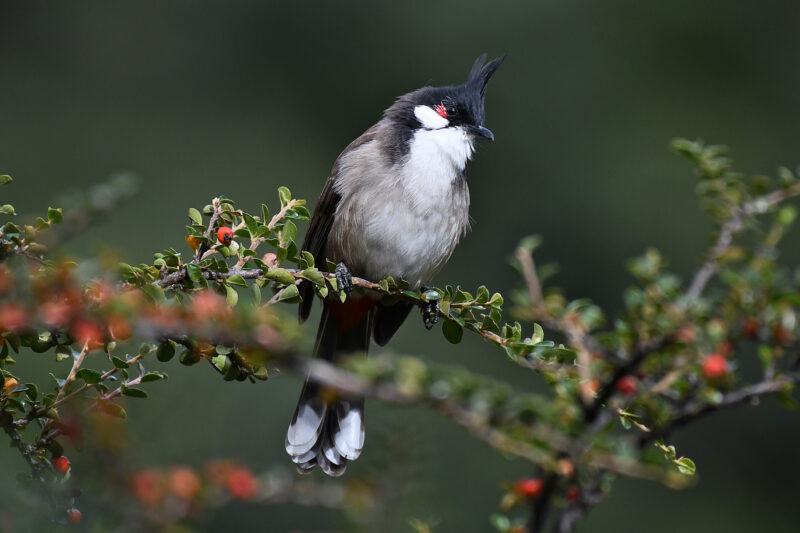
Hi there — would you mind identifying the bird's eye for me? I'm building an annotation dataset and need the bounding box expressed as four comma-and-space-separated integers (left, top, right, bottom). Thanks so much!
434, 103, 448, 119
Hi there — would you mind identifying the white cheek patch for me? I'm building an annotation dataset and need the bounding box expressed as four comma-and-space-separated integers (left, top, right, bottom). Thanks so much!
414, 105, 449, 130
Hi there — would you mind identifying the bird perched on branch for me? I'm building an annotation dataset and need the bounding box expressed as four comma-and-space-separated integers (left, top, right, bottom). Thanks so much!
286, 54, 504, 475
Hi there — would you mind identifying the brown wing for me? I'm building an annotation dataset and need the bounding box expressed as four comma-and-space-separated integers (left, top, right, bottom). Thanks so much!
298, 127, 379, 322
298, 176, 340, 322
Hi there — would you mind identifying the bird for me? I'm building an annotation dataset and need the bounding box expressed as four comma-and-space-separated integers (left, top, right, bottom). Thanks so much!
285, 54, 504, 476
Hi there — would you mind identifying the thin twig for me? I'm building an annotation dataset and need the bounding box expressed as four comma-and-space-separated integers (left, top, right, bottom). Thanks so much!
515, 246, 597, 403
686, 181, 800, 300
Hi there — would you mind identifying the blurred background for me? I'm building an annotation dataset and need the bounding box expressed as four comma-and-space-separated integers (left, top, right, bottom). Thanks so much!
2, 1, 800, 531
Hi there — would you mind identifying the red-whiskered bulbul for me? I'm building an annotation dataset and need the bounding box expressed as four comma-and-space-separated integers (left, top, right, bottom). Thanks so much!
286, 54, 504, 476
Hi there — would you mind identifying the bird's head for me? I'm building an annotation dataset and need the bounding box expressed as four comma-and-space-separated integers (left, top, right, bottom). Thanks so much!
387, 54, 504, 142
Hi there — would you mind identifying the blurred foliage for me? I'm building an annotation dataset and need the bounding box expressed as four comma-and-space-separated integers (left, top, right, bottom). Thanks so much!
3, 3, 800, 531
1, 140, 800, 531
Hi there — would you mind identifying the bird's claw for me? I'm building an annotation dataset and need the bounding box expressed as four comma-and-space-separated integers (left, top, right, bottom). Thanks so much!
421, 287, 440, 330
335, 262, 353, 295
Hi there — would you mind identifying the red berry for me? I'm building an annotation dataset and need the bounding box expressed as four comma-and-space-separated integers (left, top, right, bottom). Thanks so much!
514, 478, 544, 499
216, 226, 234, 245
225, 467, 258, 499
566, 486, 580, 503
53, 455, 71, 475
0, 304, 28, 332
66, 508, 82, 524
615, 375, 638, 396
742, 317, 760, 339
71, 320, 105, 350
702, 354, 728, 380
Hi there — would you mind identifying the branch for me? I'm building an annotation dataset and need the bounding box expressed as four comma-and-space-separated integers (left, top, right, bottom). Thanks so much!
641, 373, 800, 446
515, 246, 599, 403
686, 181, 800, 300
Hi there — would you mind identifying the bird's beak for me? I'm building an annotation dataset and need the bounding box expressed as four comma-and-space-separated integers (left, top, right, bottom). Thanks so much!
470, 125, 495, 141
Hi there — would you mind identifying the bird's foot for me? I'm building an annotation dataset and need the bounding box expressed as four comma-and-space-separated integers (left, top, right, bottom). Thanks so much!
420, 287, 440, 330
335, 262, 353, 296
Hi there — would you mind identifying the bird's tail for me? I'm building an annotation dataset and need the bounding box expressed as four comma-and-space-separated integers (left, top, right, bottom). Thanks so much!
285, 297, 373, 476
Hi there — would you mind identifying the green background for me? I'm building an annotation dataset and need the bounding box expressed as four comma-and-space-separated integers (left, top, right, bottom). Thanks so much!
2, 1, 800, 531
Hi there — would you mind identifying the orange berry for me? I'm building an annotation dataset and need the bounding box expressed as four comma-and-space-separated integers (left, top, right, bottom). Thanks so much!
2, 377, 19, 396
53, 455, 71, 475
185, 235, 202, 251
701, 354, 728, 380
167, 466, 202, 501
216, 226, 234, 245
514, 478, 544, 499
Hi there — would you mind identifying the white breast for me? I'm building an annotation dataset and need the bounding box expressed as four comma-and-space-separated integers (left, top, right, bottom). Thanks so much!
361, 127, 473, 285
328, 125, 474, 287
402, 126, 474, 209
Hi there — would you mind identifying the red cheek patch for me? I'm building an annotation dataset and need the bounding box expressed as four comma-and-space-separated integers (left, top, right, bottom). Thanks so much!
434, 103, 448, 119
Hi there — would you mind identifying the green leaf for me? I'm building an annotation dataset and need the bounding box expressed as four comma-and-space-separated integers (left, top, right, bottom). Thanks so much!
226, 274, 247, 287
186, 263, 204, 283
111, 356, 129, 369
179, 348, 201, 366
140, 284, 165, 303
212, 354, 231, 373
277, 283, 300, 303
225, 285, 239, 306
301, 267, 324, 286
122, 387, 148, 398
47, 207, 63, 224
442, 320, 463, 344
278, 186, 292, 206
0, 175, 12, 185
188, 207, 203, 225
141, 371, 167, 382
0, 204, 16, 215
76, 368, 102, 384
531, 323, 545, 344
489, 292, 504, 308
674, 457, 696, 476
280, 219, 297, 246
156, 340, 176, 362
264, 267, 296, 286
475, 285, 490, 304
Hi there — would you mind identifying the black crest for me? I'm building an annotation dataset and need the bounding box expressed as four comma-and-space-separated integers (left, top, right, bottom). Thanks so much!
381, 53, 504, 162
